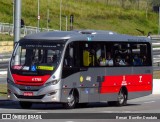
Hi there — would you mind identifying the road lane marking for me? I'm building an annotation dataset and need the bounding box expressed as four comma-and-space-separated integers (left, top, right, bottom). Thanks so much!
144, 101, 155, 104
101, 111, 136, 113
37, 112, 48, 113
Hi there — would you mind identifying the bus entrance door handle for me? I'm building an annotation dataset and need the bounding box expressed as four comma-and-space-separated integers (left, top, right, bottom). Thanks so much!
97, 76, 104, 82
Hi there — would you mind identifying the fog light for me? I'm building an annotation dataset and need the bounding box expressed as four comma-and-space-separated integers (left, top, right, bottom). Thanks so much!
7, 95, 11, 98
46, 90, 57, 96
52, 97, 57, 101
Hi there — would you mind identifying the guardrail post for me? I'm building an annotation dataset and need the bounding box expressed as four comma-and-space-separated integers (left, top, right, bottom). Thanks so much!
0, 23, 1, 33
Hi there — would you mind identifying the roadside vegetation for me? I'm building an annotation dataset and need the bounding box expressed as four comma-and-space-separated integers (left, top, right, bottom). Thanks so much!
0, 84, 7, 97
0, 0, 159, 35
0, 34, 13, 41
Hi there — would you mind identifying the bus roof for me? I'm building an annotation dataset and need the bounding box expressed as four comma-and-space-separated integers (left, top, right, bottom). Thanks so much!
21, 30, 150, 43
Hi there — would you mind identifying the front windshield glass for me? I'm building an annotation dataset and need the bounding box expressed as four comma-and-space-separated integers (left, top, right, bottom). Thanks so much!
11, 41, 64, 75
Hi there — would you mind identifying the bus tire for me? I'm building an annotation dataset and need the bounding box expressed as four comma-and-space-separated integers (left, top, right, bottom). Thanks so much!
116, 89, 127, 106
108, 89, 127, 107
63, 90, 78, 109
19, 101, 32, 109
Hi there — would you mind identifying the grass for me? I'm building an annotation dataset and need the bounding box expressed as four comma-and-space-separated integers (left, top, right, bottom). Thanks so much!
0, 84, 7, 97
0, 71, 160, 97
0, 0, 159, 35
0, 34, 13, 41
153, 71, 160, 79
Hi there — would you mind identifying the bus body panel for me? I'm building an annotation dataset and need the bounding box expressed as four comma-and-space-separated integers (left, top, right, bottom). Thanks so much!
60, 72, 80, 102
7, 30, 153, 106
8, 83, 62, 102
60, 67, 152, 103
128, 91, 151, 100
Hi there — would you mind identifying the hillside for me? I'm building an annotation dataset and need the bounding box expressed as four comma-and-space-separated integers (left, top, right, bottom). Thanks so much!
0, 0, 159, 35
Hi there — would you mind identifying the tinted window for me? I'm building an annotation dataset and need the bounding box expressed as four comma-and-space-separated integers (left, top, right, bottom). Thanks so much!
79, 42, 151, 67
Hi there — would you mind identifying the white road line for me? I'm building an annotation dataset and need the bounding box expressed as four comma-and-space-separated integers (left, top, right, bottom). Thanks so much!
36, 112, 48, 114
101, 111, 134, 113
144, 101, 155, 104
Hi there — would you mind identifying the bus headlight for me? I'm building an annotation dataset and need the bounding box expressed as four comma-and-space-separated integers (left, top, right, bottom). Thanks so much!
45, 80, 59, 86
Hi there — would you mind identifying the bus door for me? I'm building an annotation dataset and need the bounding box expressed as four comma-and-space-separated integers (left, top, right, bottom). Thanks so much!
61, 42, 80, 102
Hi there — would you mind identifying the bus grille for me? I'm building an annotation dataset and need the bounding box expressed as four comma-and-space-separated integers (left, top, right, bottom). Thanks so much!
16, 80, 44, 86
15, 94, 45, 99
12, 74, 50, 86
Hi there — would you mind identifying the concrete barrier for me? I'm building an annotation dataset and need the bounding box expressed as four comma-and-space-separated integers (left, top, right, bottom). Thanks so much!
152, 79, 160, 94
0, 41, 13, 53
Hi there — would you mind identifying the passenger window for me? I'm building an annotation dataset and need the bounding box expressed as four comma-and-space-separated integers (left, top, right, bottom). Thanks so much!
113, 43, 131, 66
79, 42, 151, 67
131, 44, 149, 66
82, 43, 95, 67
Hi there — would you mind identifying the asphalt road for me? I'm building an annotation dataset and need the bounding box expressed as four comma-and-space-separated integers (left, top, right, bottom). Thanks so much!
0, 61, 160, 121
0, 95, 160, 122
1, 94, 160, 113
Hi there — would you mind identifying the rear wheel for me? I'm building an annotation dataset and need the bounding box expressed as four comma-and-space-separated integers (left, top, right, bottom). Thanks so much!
63, 90, 78, 109
108, 89, 127, 107
116, 89, 127, 106
19, 101, 32, 109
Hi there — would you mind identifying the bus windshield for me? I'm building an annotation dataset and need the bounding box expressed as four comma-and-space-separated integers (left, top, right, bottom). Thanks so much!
10, 41, 65, 75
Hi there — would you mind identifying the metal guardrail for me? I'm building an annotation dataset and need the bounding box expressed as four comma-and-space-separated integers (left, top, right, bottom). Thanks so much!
0, 22, 54, 37
151, 35, 160, 70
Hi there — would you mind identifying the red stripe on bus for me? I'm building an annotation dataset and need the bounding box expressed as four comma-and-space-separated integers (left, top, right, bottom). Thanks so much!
12, 74, 50, 86
100, 74, 152, 94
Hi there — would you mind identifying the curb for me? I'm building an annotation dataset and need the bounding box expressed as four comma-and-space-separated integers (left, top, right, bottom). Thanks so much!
152, 79, 160, 94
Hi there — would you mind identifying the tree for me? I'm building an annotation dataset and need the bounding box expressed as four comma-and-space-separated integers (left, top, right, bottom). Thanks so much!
128, 0, 139, 9
120, 0, 127, 8
149, 0, 160, 13
150, 0, 160, 6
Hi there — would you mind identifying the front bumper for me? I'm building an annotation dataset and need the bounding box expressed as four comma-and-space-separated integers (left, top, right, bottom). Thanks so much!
7, 83, 61, 103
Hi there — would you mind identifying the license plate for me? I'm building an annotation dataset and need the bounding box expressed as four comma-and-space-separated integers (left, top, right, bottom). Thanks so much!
23, 92, 33, 96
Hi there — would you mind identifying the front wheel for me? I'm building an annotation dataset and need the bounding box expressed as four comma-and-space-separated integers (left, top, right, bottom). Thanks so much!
19, 101, 32, 109
63, 90, 78, 109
